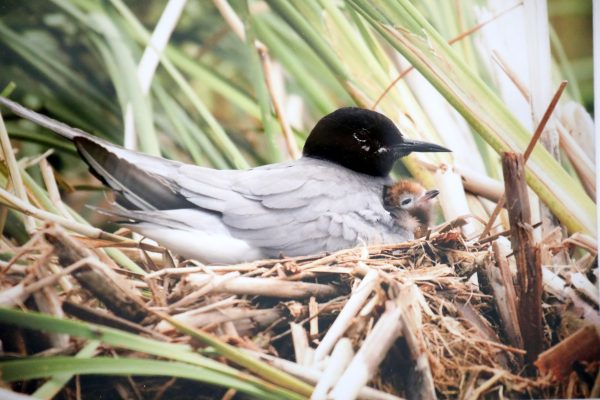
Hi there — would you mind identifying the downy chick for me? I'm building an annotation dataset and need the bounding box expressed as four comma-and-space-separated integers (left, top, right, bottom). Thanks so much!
383, 180, 439, 238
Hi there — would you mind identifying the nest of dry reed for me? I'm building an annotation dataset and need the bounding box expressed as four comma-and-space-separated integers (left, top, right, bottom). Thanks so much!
1, 215, 598, 399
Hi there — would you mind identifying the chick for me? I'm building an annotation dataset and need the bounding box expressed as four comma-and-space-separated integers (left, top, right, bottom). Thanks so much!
383, 180, 439, 238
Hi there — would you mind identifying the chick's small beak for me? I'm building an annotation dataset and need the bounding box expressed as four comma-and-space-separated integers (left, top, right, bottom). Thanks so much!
422, 189, 440, 201
394, 138, 451, 155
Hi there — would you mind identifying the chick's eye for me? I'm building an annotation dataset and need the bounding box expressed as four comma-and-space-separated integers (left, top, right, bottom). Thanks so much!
400, 198, 412, 206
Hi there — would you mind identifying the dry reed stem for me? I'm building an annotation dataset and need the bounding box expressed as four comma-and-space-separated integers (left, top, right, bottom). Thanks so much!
314, 268, 380, 362
185, 273, 339, 299
535, 325, 600, 380
330, 300, 404, 399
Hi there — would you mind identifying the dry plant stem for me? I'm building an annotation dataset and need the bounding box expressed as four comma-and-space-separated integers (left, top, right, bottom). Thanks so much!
330, 300, 404, 400
39, 157, 73, 220
492, 50, 530, 102
479, 81, 568, 239
308, 296, 319, 341
0, 186, 127, 242
565, 271, 599, 305
535, 325, 600, 380
311, 338, 354, 400
556, 121, 596, 198
248, 351, 402, 400
455, 165, 504, 202
185, 273, 338, 299
257, 43, 300, 159
45, 227, 147, 322
502, 153, 543, 365
542, 268, 600, 326
434, 165, 478, 237
371, 1, 522, 109
213, 0, 246, 41
314, 269, 379, 362
489, 242, 524, 349
564, 232, 598, 255
290, 322, 310, 365
0, 111, 35, 231
397, 284, 436, 400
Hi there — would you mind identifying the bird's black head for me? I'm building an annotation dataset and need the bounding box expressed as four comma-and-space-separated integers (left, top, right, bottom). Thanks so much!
302, 107, 450, 177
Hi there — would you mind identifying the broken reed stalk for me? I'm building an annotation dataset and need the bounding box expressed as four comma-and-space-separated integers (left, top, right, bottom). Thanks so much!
313, 268, 379, 362
248, 351, 402, 400
502, 152, 543, 365
311, 338, 354, 400
329, 300, 404, 399
397, 284, 436, 400
45, 227, 148, 322
490, 242, 524, 349
535, 325, 600, 380
185, 273, 339, 299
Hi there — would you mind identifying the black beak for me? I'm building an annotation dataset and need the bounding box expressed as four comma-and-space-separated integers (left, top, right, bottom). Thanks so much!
394, 138, 451, 155
422, 189, 440, 200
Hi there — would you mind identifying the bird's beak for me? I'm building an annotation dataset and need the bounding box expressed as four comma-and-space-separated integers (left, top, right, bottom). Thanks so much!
420, 189, 440, 202
393, 138, 451, 155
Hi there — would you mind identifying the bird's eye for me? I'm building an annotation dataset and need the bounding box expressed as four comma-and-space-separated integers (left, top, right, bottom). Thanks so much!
353, 130, 368, 143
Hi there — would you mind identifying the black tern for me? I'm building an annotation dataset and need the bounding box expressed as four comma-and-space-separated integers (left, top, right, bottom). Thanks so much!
0, 97, 450, 263
383, 180, 440, 238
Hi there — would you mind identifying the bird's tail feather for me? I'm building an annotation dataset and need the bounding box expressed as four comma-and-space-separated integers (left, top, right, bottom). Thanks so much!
0, 96, 193, 211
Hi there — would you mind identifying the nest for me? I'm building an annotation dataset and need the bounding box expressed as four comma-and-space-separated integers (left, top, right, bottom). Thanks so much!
1, 219, 598, 399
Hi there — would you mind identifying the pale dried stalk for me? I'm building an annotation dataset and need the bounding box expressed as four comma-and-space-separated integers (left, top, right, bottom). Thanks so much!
330, 301, 404, 400
488, 242, 524, 349
313, 269, 379, 362
563, 232, 597, 255
248, 351, 402, 400
0, 255, 90, 308
397, 284, 436, 400
213, 0, 245, 41
454, 165, 504, 202
542, 267, 600, 325
185, 273, 338, 299
0, 187, 127, 242
434, 164, 479, 237
257, 43, 300, 160
173, 272, 240, 308
0, 110, 35, 231
309, 296, 319, 341
311, 338, 354, 400
39, 158, 73, 220
492, 50, 530, 102
290, 322, 312, 366
564, 271, 599, 305
556, 121, 595, 198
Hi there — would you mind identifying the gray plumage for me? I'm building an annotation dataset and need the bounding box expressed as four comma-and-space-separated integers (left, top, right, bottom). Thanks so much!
0, 97, 450, 264
86, 139, 411, 263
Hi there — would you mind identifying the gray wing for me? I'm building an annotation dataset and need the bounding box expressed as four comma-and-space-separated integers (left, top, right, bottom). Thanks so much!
175, 158, 411, 257
0, 98, 411, 256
